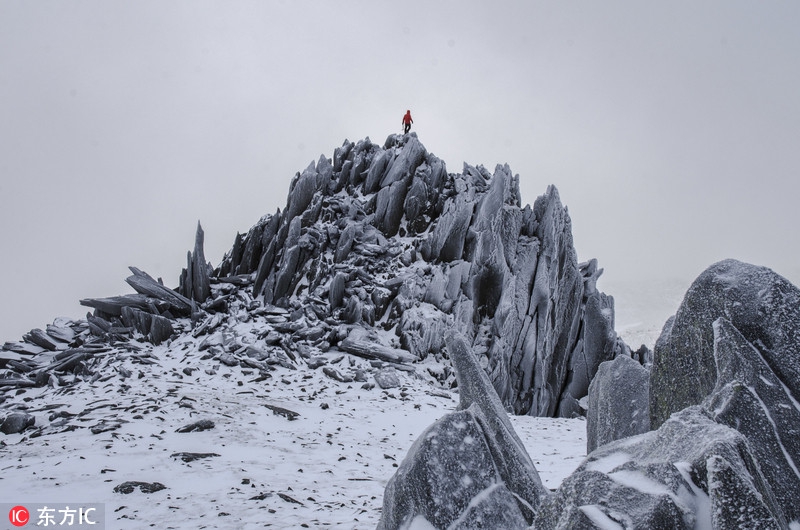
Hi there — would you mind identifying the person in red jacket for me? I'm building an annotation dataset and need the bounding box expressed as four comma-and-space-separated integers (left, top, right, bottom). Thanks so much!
402, 110, 413, 134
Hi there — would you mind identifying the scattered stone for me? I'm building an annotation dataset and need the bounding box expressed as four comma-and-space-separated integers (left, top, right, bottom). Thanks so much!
90, 421, 123, 435
250, 492, 272, 501
278, 492, 304, 506
374, 367, 400, 389
264, 404, 300, 421
113, 481, 167, 494
170, 452, 221, 463
175, 419, 215, 433
0, 412, 35, 435
322, 366, 353, 383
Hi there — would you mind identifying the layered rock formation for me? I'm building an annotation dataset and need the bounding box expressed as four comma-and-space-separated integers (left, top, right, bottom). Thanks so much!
382, 259, 800, 528
207, 133, 623, 417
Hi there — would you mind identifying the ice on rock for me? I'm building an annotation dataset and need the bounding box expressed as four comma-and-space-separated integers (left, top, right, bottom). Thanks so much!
586, 354, 650, 452
651, 259, 800, 430
378, 332, 546, 529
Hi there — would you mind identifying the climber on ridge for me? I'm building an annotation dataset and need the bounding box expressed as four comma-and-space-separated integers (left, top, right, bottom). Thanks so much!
402, 110, 413, 134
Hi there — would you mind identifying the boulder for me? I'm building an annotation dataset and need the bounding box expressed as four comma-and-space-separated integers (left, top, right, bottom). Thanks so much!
374, 367, 400, 389
378, 332, 547, 529
651, 259, 800, 429
1, 412, 35, 435
586, 354, 650, 453
704, 317, 800, 523
535, 406, 786, 529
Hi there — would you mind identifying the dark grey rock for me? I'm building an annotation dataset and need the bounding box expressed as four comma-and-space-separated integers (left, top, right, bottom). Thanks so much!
1, 412, 35, 435
535, 406, 786, 529
328, 272, 347, 309
175, 419, 215, 433
374, 367, 400, 389
378, 332, 547, 529
113, 481, 167, 494
586, 354, 650, 453
704, 317, 800, 523
322, 366, 353, 383
126, 267, 193, 315
651, 259, 800, 430
170, 452, 220, 463
285, 162, 318, 222
334, 223, 357, 263
264, 404, 300, 421
378, 410, 529, 530
423, 192, 474, 262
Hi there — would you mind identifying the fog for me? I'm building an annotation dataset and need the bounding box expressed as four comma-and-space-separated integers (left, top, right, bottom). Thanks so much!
2, 1, 799, 341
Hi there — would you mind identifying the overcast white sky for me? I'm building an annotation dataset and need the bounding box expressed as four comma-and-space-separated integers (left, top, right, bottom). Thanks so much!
1, 1, 799, 341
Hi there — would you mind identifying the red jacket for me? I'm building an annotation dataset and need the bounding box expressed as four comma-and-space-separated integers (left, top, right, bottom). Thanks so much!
402, 111, 413, 124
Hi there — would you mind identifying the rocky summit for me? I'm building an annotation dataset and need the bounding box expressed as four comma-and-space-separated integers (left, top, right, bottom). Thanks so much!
2, 133, 623, 420
5, 133, 799, 529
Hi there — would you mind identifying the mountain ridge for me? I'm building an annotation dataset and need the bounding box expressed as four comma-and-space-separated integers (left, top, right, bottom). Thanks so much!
2, 133, 628, 419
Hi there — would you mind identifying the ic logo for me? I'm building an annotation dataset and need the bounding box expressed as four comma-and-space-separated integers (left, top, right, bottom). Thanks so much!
9, 505, 29, 527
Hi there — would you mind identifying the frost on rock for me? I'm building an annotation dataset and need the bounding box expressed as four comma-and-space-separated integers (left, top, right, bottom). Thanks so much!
586, 354, 650, 453
207, 132, 624, 418
535, 406, 786, 529
650, 259, 800, 429
705, 317, 800, 524
378, 332, 546, 529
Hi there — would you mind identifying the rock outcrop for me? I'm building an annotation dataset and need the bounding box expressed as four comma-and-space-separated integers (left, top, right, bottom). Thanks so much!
586, 354, 650, 453
706, 317, 800, 523
378, 331, 548, 529
536, 406, 786, 529
211, 133, 624, 417
0, 134, 623, 426
650, 259, 800, 429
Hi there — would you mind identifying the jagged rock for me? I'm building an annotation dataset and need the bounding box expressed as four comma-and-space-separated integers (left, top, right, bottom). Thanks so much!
328, 272, 347, 309
586, 354, 650, 453
398, 304, 450, 360
126, 267, 193, 316
80, 293, 170, 317
339, 333, 417, 364
422, 191, 474, 263
651, 259, 800, 430
204, 135, 621, 418
1, 412, 35, 435
23, 328, 61, 351
704, 317, 800, 523
179, 221, 211, 303
535, 406, 786, 529
120, 307, 174, 345
378, 332, 547, 529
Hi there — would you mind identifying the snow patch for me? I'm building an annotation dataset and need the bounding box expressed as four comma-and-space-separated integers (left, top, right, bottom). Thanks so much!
578, 504, 624, 530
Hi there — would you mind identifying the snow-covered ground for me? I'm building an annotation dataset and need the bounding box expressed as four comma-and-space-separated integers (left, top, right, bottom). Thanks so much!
0, 279, 672, 529
0, 339, 589, 529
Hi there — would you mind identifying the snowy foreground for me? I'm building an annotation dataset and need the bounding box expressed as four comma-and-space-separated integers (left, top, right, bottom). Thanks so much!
0, 334, 586, 529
